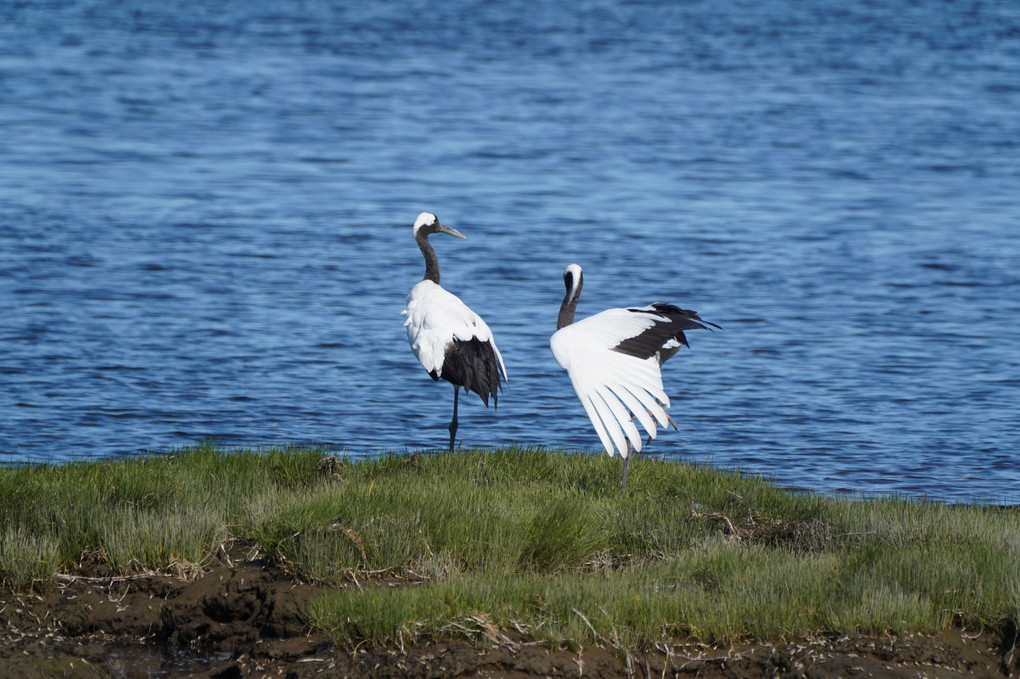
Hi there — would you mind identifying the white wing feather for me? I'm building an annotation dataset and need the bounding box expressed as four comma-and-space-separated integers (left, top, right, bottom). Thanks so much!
551, 308, 674, 458
403, 280, 507, 380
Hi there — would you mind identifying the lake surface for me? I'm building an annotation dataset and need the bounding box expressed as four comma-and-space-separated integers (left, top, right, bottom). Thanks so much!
2, 0, 1019, 503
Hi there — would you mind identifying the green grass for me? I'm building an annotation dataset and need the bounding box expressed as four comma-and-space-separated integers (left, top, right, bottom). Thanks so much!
1, 443, 1017, 652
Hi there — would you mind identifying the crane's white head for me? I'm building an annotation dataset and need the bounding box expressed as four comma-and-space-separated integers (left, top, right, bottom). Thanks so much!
563, 263, 583, 295
413, 212, 466, 239
558, 264, 584, 329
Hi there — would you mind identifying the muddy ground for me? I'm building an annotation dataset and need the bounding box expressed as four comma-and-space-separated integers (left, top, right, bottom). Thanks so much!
1, 551, 1016, 679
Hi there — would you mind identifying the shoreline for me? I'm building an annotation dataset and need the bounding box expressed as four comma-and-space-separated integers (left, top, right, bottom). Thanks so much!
2, 445, 1016, 508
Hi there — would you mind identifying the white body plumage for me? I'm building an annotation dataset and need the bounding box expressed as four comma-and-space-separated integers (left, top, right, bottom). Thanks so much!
404, 279, 507, 384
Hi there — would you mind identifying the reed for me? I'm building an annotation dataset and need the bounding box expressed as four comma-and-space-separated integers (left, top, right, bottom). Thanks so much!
1, 443, 1017, 652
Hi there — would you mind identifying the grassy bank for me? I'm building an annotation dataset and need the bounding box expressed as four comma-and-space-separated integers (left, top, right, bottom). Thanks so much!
1, 444, 1017, 651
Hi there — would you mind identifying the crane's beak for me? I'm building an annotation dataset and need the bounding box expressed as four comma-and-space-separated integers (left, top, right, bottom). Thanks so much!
438, 223, 467, 239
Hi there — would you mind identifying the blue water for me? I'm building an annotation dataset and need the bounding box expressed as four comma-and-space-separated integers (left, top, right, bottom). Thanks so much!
2, 1, 1018, 503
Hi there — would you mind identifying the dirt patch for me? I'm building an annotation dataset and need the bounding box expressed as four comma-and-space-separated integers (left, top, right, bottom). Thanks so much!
1, 555, 1015, 679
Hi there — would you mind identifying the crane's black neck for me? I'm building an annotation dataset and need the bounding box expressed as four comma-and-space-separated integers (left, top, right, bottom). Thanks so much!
557, 274, 582, 330
416, 227, 441, 284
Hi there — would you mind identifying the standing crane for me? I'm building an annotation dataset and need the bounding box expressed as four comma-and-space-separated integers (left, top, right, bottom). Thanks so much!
403, 212, 508, 451
550, 264, 717, 489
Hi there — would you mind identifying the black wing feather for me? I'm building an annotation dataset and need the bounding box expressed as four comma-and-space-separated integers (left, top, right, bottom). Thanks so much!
611, 303, 720, 361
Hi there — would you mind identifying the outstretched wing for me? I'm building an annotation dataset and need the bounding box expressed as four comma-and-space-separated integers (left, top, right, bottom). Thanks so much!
551, 304, 717, 457
550, 308, 676, 458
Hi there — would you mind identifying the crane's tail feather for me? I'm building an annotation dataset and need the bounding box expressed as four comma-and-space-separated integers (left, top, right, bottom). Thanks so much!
440, 338, 506, 408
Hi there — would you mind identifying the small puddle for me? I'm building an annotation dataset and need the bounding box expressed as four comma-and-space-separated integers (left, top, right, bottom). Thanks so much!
106, 645, 232, 678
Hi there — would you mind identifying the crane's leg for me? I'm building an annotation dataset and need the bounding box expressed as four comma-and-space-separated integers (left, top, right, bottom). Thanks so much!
621, 441, 632, 491
448, 386, 460, 451
641, 411, 677, 446
628, 403, 677, 446
623, 408, 676, 489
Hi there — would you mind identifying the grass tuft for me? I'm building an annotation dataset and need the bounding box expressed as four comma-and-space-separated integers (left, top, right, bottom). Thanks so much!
0, 527, 60, 589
